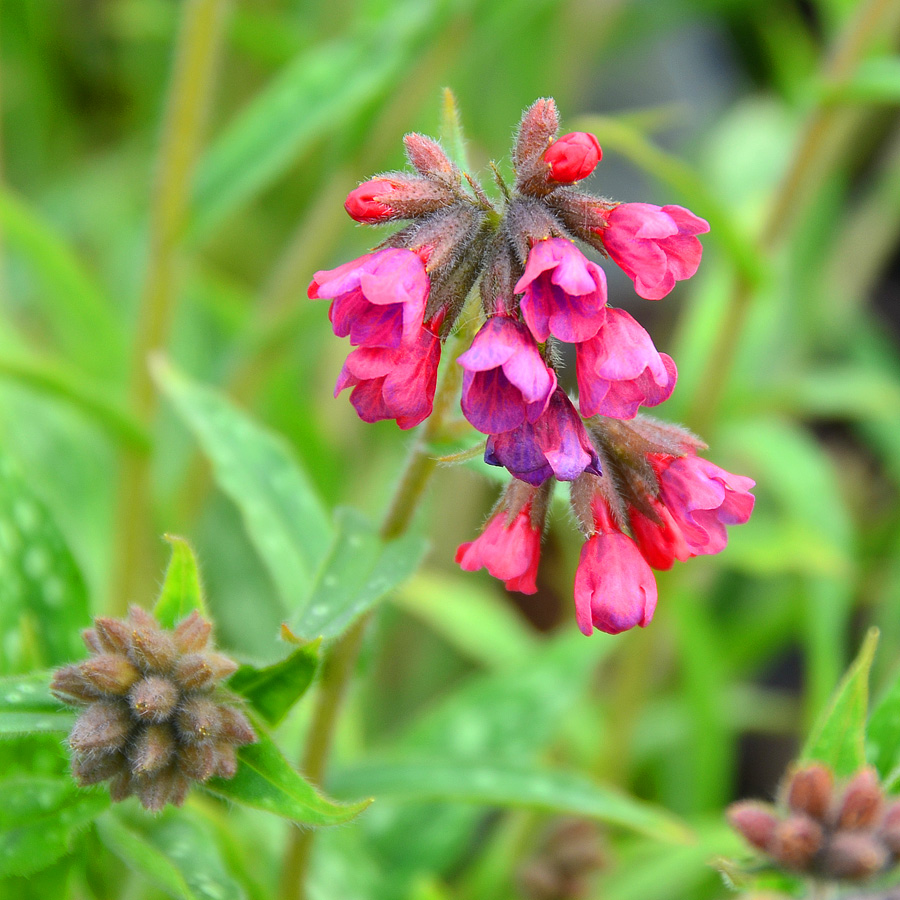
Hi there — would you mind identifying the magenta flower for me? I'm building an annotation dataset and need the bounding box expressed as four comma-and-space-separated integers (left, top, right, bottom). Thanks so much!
574, 500, 657, 636
309, 247, 429, 348
628, 500, 692, 571
545, 132, 602, 183
599, 203, 709, 301
656, 454, 755, 556
575, 308, 677, 419
344, 178, 400, 223
458, 317, 557, 434
334, 326, 440, 429
485, 389, 600, 486
455, 502, 541, 594
514, 238, 607, 343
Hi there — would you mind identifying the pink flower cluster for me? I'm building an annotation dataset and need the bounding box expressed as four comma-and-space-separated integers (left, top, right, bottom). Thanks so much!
311, 98, 753, 637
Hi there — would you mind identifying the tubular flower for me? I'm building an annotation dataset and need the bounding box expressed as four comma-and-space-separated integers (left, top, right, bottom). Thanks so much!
51, 608, 255, 812
458, 316, 557, 434
597, 203, 710, 301
575, 307, 677, 419
514, 238, 608, 343
311, 96, 746, 637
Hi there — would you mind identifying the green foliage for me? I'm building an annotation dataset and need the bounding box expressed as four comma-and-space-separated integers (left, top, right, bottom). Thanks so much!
0, 672, 73, 738
153, 534, 209, 629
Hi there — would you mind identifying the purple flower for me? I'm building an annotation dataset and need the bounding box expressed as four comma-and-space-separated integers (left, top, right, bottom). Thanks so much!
598, 203, 709, 301
485, 389, 600, 485
514, 238, 607, 343
334, 326, 441, 429
309, 248, 429, 348
457, 316, 557, 434
575, 307, 677, 419
657, 454, 755, 556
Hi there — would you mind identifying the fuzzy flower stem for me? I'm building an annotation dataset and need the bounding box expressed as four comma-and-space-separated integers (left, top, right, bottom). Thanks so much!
686, 0, 900, 435
278, 322, 474, 900
110, 0, 229, 614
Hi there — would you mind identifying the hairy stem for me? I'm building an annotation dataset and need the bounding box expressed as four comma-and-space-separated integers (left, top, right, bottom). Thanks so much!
686, 0, 900, 434
277, 326, 470, 900
109, 0, 228, 613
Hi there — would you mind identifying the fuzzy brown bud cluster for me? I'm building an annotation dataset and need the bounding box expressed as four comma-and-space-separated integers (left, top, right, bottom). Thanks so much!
728, 763, 900, 883
51, 607, 256, 812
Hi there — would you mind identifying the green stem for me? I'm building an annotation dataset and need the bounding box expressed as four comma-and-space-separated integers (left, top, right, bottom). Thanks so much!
109, 0, 229, 613
685, 0, 900, 434
277, 326, 471, 900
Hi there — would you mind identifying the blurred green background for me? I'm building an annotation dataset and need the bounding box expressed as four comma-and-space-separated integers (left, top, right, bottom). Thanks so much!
4, 0, 900, 897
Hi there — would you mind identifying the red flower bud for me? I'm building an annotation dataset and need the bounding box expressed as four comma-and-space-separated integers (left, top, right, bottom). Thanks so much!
344, 179, 399, 223
545, 132, 601, 183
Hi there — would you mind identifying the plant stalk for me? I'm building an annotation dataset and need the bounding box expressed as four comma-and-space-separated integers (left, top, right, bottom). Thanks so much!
109, 0, 229, 613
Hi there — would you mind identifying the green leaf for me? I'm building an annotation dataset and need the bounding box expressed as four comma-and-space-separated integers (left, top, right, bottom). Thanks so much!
439, 87, 470, 172
0, 672, 74, 738
866, 651, 900, 782
0, 777, 109, 877
0, 188, 124, 378
330, 760, 692, 844
825, 56, 900, 104
291, 507, 428, 641
98, 809, 246, 900
801, 627, 878, 775
203, 726, 370, 827
153, 534, 208, 629
153, 358, 333, 609
0, 451, 91, 672
229, 637, 321, 726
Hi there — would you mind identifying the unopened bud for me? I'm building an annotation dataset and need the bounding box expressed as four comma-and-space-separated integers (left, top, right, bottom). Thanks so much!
219, 706, 256, 746
173, 610, 212, 653
69, 701, 131, 755
345, 179, 400, 223
80, 654, 141, 695
94, 617, 133, 655
72, 752, 126, 786
128, 621, 177, 673
136, 766, 189, 812
176, 697, 222, 742
128, 676, 179, 722
880, 801, 900, 854
822, 831, 889, 880
81, 628, 103, 654
179, 742, 217, 781
545, 132, 601, 183
173, 652, 237, 691
514, 98, 559, 171
213, 742, 238, 779
837, 768, 884, 830
130, 724, 176, 775
403, 133, 456, 182
727, 801, 778, 851
785, 763, 833, 821
769, 815, 824, 870
51, 665, 99, 705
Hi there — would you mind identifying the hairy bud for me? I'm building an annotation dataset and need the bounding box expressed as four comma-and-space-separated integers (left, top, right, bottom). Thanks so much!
545, 132, 602, 183
836, 769, 884, 830
823, 832, 889, 880
785, 763, 834, 821
173, 611, 212, 653
79, 655, 141, 695
403, 133, 457, 183
128, 675, 179, 722
769, 816, 824, 870
727, 802, 779, 852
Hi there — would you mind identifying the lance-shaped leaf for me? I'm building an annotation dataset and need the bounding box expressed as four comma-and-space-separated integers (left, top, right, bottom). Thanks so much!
802, 627, 878, 776
97, 809, 246, 900
291, 507, 427, 641
0, 777, 109, 877
153, 534, 209, 629
867, 643, 900, 784
0, 452, 91, 672
203, 725, 369, 827
153, 359, 333, 609
0, 672, 73, 738
229, 634, 321, 726
330, 760, 692, 844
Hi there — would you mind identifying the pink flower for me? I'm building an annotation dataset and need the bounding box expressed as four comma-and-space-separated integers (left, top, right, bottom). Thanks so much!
334, 325, 440, 429
455, 502, 541, 594
598, 203, 709, 300
574, 501, 657, 636
344, 179, 400, 223
628, 499, 692, 571
575, 308, 677, 419
458, 317, 557, 434
656, 454, 755, 556
514, 238, 608, 343
485, 389, 600, 486
545, 132, 602, 183
309, 248, 429, 348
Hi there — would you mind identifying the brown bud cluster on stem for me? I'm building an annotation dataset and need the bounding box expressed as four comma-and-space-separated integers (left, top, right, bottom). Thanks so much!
728, 763, 900, 884
51, 607, 256, 812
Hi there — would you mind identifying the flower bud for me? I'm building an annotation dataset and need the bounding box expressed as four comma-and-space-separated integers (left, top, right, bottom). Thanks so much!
213, 742, 238, 779
173, 652, 238, 691
822, 832, 889, 880
785, 763, 834, 821
837, 768, 884, 830
345, 179, 400, 223
173, 610, 212, 653
50, 665, 99, 705
176, 697, 223, 743
72, 752, 126, 786
93, 617, 133, 655
128, 617, 177, 673
179, 742, 217, 781
69, 701, 131, 755
545, 132, 601, 183
403, 133, 457, 182
769, 815, 824, 870
880, 800, 900, 854
130, 724, 177, 776
135, 766, 190, 813
727, 801, 779, 851
219, 706, 256, 745
79, 654, 141, 695
128, 675, 179, 722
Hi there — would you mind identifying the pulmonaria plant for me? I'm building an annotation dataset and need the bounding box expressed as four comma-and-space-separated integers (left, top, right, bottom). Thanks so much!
51, 608, 256, 812
310, 97, 754, 636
